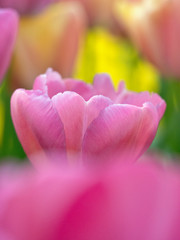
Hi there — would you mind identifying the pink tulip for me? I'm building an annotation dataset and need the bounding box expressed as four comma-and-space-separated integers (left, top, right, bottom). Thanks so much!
0, 0, 60, 15
117, 0, 180, 78
0, 9, 18, 83
1, 161, 180, 240
11, 69, 166, 166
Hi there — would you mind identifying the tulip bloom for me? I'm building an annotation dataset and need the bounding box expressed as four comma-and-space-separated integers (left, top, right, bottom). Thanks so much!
11, 69, 166, 166
10, 2, 86, 89
0, 9, 18, 83
116, 0, 180, 78
1, 161, 180, 240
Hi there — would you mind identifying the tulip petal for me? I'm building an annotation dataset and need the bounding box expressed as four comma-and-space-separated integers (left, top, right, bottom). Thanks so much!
0, 165, 93, 240
117, 81, 125, 95
120, 91, 166, 119
82, 103, 159, 164
93, 73, 116, 100
52, 92, 86, 162
86, 95, 113, 128
11, 89, 66, 165
33, 69, 65, 98
67, 163, 172, 240
0, 9, 18, 83
64, 78, 94, 101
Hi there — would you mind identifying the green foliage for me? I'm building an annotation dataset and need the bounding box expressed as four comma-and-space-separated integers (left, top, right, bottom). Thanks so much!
0, 78, 26, 162
151, 78, 180, 155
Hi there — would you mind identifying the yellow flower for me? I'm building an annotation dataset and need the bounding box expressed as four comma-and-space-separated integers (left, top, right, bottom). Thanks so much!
74, 27, 159, 92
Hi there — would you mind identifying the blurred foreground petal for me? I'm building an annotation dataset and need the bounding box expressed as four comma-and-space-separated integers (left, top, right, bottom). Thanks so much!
1, 160, 180, 239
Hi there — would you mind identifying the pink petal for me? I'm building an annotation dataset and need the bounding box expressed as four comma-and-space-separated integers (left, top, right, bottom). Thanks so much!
119, 91, 166, 119
82, 102, 159, 164
0, 0, 59, 15
57, 162, 180, 240
52, 91, 86, 163
0, 9, 18, 83
1, 161, 180, 240
85, 95, 113, 128
64, 78, 94, 101
105, 163, 180, 240
33, 69, 65, 98
0, 165, 93, 240
11, 89, 66, 166
93, 74, 116, 100
117, 81, 126, 94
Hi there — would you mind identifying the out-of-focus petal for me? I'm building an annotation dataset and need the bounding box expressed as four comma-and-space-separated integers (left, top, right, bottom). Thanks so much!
0, 9, 18, 83
58, 162, 180, 240
0, 0, 59, 15
0, 165, 94, 240
1, 161, 180, 239
11, 2, 86, 89
11, 89, 66, 166
82, 102, 159, 164
115, 0, 180, 78
64, 0, 118, 29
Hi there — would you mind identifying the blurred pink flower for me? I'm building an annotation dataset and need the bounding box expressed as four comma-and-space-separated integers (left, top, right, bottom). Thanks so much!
0, 0, 60, 15
117, 0, 180, 78
0, 9, 18, 83
1, 161, 180, 240
11, 69, 166, 166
